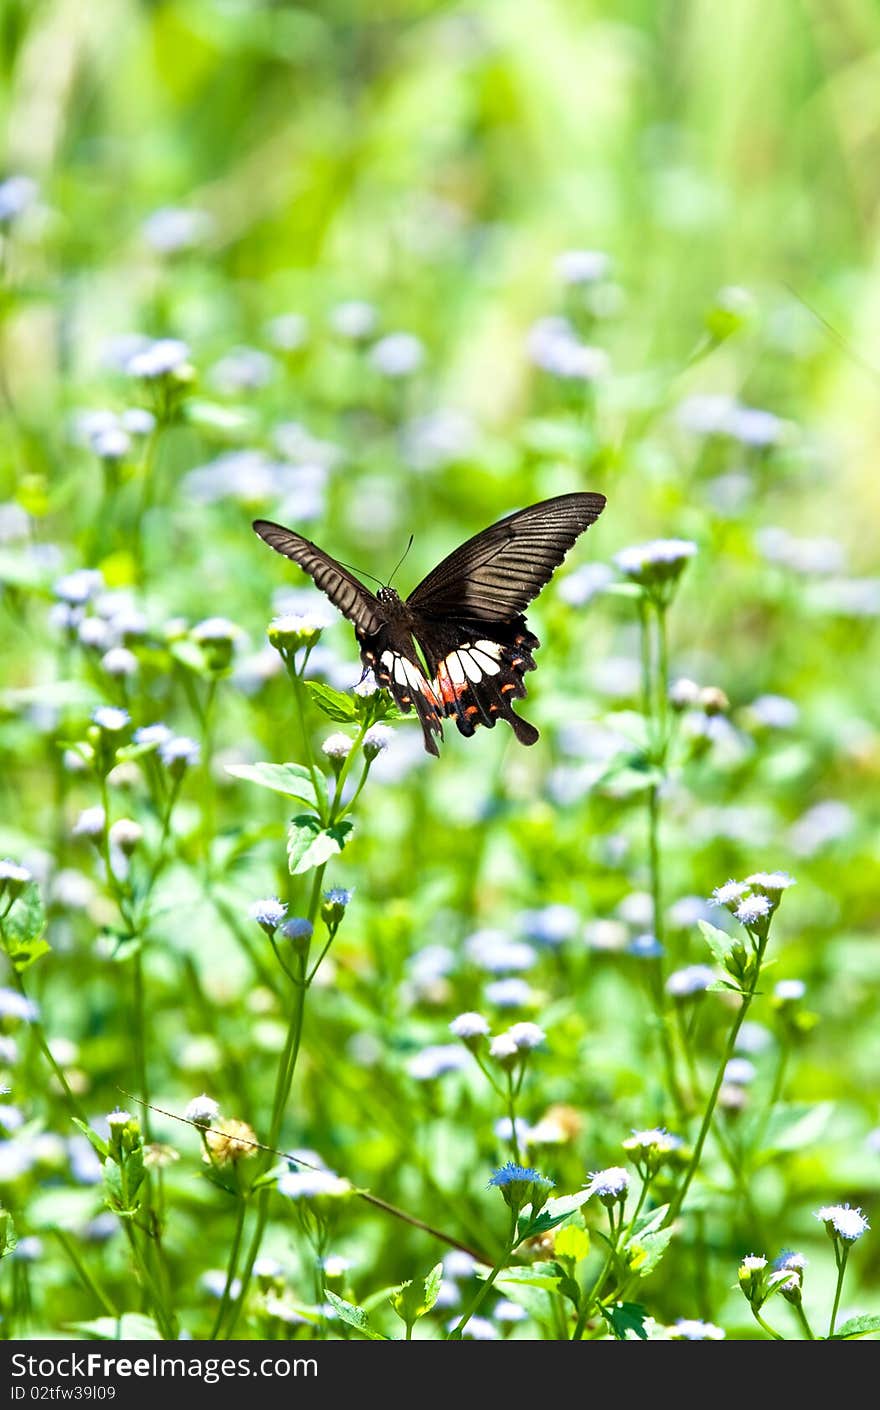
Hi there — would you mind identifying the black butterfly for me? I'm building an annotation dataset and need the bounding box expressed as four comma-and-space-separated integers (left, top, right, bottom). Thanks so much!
253, 491, 606, 756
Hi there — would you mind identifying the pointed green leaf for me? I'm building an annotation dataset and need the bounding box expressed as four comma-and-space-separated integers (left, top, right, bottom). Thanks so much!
698, 919, 734, 968
1, 882, 49, 972
287, 815, 353, 875
305, 681, 358, 722
628, 1226, 674, 1276
756, 1101, 833, 1154
225, 761, 323, 807
604, 1301, 649, 1340
325, 1291, 389, 1340
71, 1118, 109, 1162
831, 1313, 880, 1340
519, 1189, 591, 1238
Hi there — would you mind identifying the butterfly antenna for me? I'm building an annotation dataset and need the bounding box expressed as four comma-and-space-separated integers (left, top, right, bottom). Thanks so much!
387, 534, 415, 590
334, 557, 386, 590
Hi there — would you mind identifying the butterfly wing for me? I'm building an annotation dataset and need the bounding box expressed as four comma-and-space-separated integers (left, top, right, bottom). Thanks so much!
252, 520, 387, 635
359, 632, 445, 758
252, 520, 444, 755
406, 492, 606, 623
407, 492, 606, 745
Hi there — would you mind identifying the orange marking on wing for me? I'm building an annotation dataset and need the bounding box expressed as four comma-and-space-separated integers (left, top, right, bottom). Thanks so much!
434, 660, 466, 706
465, 704, 479, 716
501, 682, 516, 693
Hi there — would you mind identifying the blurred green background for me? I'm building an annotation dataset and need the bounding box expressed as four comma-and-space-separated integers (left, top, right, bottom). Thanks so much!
1, 0, 879, 1341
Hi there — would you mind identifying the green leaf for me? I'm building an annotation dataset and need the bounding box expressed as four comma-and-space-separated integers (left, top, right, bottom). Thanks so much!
628, 1226, 674, 1277
2, 883, 49, 972
66, 1314, 163, 1341
698, 919, 733, 968
170, 638, 211, 676
554, 1224, 591, 1263
755, 1101, 833, 1154
629, 1204, 669, 1238
831, 1313, 880, 1340
390, 1262, 443, 1327
305, 681, 358, 722
287, 815, 353, 875
519, 1189, 591, 1238
604, 1301, 649, 1341
495, 1263, 567, 1294
324, 1291, 389, 1340
71, 1118, 109, 1161
225, 761, 324, 808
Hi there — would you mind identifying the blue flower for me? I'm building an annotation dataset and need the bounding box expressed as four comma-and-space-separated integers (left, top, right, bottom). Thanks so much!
488, 1162, 543, 1188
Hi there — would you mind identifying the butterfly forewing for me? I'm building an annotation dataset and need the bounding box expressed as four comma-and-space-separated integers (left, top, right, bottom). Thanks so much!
407, 492, 606, 622
252, 520, 386, 636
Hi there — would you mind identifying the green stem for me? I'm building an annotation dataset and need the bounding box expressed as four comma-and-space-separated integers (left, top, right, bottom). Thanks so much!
794, 1300, 816, 1340
209, 1196, 248, 1339
828, 1243, 849, 1338
665, 970, 761, 1227
450, 1209, 518, 1338
53, 1231, 117, 1317
505, 1072, 520, 1162
290, 671, 327, 826
751, 1306, 784, 1340
4, 964, 86, 1123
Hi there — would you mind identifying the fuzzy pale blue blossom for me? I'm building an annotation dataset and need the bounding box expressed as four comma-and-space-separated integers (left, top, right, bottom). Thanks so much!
142, 206, 212, 254
494, 1299, 529, 1324
363, 723, 394, 758
494, 1116, 532, 1145
724, 1058, 757, 1086
670, 1319, 725, 1341
711, 878, 748, 908
92, 428, 130, 460
407, 1045, 468, 1081
734, 894, 771, 926
73, 807, 106, 839
505, 1021, 545, 1051
159, 736, 200, 771
745, 871, 795, 895
249, 898, 287, 933
449, 1012, 490, 1040
456, 1316, 498, 1340
556, 249, 611, 284
0, 175, 38, 224
774, 979, 806, 1003
202, 1270, 241, 1300
278, 1168, 350, 1199
750, 694, 799, 729
184, 1094, 220, 1125
210, 347, 275, 395
465, 929, 536, 974
485, 978, 535, 1009
488, 1032, 519, 1063
815, 1204, 869, 1241
0, 860, 31, 888
126, 338, 190, 379
78, 618, 110, 650
586, 1166, 630, 1199
134, 723, 173, 749
121, 408, 155, 437
369, 332, 423, 377
278, 918, 313, 944
266, 312, 309, 351
192, 616, 238, 644
558, 562, 613, 607
624, 1128, 682, 1156
101, 647, 138, 678
322, 732, 353, 760
54, 569, 103, 605
519, 904, 579, 946
330, 300, 377, 340
629, 933, 664, 959
91, 706, 130, 734
614, 539, 697, 582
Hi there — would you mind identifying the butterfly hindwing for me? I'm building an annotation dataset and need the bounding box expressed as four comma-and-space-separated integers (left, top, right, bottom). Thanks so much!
414, 616, 540, 745
356, 626, 444, 757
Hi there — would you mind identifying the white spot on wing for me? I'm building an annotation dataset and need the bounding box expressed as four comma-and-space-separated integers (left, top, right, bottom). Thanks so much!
403, 658, 426, 690
475, 639, 502, 659
458, 650, 482, 682
394, 657, 409, 685
471, 648, 500, 676
445, 653, 466, 685
381, 650, 395, 669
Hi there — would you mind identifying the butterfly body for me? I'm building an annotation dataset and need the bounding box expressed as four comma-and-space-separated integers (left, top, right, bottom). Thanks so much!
254, 491, 605, 756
